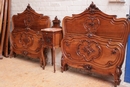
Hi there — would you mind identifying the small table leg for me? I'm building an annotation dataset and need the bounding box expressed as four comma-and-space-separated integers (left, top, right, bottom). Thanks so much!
51, 49, 53, 65
51, 47, 56, 73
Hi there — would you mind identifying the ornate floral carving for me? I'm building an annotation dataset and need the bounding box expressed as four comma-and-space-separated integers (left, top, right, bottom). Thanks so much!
84, 16, 100, 35
111, 48, 118, 54
64, 41, 70, 47
46, 37, 52, 44
24, 4, 35, 29
24, 14, 34, 29
83, 64, 92, 71
23, 51, 28, 55
19, 32, 33, 49
77, 40, 101, 62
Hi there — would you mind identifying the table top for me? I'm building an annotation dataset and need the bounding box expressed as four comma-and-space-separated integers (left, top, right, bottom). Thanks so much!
41, 28, 62, 32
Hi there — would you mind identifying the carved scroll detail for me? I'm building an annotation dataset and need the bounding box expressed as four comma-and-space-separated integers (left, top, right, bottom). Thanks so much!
114, 66, 122, 85
24, 14, 34, 29
23, 4, 35, 29
105, 61, 114, 67
77, 40, 101, 62
83, 64, 92, 71
64, 40, 71, 47
84, 16, 100, 36
19, 32, 34, 49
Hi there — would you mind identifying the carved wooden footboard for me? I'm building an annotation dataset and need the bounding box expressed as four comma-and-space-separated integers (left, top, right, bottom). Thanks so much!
61, 2, 130, 87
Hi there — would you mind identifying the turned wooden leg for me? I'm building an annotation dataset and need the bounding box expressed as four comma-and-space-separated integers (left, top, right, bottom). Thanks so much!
51, 47, 56, 73
44, 48, 48, 65
40, 57, 43, 67
51, 48, 53, 66
61, 62, 64, 73
61, 55, 64, 72
42, 56, 46, 70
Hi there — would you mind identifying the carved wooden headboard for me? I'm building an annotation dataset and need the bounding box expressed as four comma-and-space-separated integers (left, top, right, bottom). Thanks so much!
10, 4, 51, 69
12, 4, 51, 31
61, 2, 130, 87
62, 2, 129, 46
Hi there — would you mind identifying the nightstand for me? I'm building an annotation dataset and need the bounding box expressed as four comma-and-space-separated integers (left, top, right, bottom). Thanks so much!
41, 28, 62, 73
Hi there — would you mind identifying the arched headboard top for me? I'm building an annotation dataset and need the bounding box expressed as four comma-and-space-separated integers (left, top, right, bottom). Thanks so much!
62, 2, 130, 44
12, 4, 51, 31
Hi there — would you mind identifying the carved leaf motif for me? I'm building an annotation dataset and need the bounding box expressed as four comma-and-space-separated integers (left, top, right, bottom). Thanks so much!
77, 40, 101, 62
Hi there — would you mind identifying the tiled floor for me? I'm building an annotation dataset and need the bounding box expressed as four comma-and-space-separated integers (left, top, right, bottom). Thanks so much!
0, 56, 129, 87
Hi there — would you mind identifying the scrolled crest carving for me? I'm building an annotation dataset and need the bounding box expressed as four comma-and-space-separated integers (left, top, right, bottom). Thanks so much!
88, 2, 99, 14
77, 40, 101, 62
26, 4, 34, 11
23, 4, 35, 29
